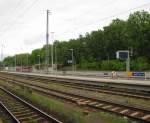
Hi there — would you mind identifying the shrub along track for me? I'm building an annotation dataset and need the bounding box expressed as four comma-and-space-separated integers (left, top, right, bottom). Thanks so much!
0, 72, 150, 100
0, 87, 62, 123
0, 76, 150, 123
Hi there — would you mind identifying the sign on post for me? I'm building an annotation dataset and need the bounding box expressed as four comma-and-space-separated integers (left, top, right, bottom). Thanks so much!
116, 51, 129, 60
116, 50, 130, 71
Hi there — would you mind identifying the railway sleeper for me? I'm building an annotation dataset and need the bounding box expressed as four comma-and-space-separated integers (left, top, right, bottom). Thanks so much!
18, 114, 41, 122
15, 111, 35, 117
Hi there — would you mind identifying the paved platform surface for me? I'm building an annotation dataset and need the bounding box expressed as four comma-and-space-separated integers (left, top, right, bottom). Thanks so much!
4, 71, 150, 87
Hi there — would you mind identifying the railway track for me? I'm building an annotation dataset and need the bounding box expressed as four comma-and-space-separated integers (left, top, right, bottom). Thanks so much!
0, 87, 62, 123
2, 72, 150, 94
24, 75, 150, 95
0, 73, 150, 100
0, 77, 150, 122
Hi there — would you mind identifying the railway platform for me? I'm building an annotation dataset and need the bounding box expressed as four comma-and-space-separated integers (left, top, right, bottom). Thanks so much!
4, 71, 150, 87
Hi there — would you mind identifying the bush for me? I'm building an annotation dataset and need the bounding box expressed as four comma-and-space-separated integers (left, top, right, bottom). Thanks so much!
77, 57, 150, 71
131, 57, 149, 71
78, 58, 101, 70
101, 60, 125, 71
14, 87, 85, 123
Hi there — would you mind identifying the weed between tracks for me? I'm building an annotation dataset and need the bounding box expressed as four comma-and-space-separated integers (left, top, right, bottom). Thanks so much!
2, 74, 150, 109
46, 82, 150, 109
12, 87, 131, 123
0, 80, 132, 123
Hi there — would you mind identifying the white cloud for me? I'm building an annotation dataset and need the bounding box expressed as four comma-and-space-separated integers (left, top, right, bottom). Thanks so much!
0, 0, 149, 57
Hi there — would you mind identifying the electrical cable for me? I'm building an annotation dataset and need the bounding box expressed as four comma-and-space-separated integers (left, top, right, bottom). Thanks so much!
0, 0, 40, 37
56, 2, 150, 38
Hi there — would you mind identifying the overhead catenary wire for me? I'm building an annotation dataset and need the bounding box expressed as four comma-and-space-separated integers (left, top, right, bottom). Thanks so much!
0, 0, 40, 38
0, 0, 23, 27
0, 1, 150, 58
56, 2, 150, 38
0, 0, 118, 39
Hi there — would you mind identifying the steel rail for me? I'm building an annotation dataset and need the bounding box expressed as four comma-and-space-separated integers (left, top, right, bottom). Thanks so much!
0, 87, 62, 123
1, 77, 150, 122
0, 73, 150, 100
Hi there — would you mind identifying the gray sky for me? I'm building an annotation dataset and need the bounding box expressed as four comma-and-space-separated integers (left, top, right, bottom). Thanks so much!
0, 0, 150, 58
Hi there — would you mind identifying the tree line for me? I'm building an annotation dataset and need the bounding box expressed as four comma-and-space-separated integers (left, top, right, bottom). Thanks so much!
3, 11, 150, 71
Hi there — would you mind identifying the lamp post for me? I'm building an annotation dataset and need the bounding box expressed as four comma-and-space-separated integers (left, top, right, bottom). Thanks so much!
20, 47, 23, 72
37, 55, 41, 71
54, 42, 57, 74
21, 57, 22, 72
51, 32, 54, 74
69, 49, 74, 71
15, 55, 16, 71
27, 54, 29, 67
1, 44, 5, 70
126, 51, 130, 71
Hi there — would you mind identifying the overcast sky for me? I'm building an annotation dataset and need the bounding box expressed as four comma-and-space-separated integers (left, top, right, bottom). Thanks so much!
0, 0, 150, 58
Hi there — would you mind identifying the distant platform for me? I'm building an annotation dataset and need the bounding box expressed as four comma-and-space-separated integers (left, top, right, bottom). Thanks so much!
2, 71, 150, 87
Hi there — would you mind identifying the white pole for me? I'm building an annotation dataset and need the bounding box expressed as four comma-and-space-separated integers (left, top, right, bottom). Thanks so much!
46, 10, 51, 74
70, 49, 74, 71
1, 44, 5, 69
38, 55, 41, 72
15, 55, 16, 71
51, 32, 54, 74
21, 57, 22, 72
126, 51, 130, 71
26, 54, 28, 72
72, 49, 74, 71
54, 42, 57, 75
145, 72, 146, 80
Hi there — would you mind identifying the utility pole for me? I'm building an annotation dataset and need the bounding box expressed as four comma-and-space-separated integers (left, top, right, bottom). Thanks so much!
126, 51, 130, 71
21, 57, 22, 72
1, 44, 5, 70
51, 32, 54, 74
54, 42, 57, 73
1, 45, 3, 70
71, 49, 74, 71
69, 49, 74, 71
27, 54, 29, 67
45, 10, 50, 74
38, 55, 41, 71
15, 55, 16, 71
1, 45, 2, 71
1, 45, 3, 62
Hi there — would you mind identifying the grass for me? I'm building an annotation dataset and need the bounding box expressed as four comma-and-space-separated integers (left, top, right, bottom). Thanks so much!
85, 112, 131, 123
12, 86, 86, 123
13, 86, 132, 123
